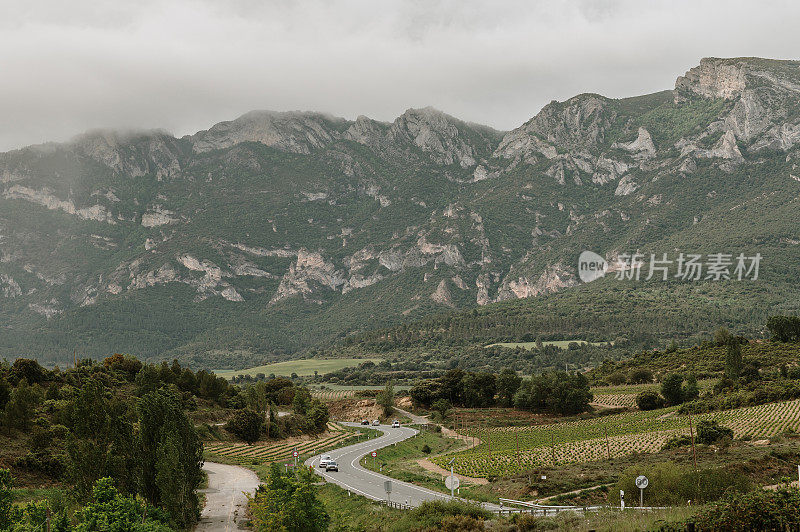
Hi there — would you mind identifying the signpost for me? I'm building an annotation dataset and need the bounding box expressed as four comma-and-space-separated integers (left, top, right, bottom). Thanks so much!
446, 457, 458, 497
371, 450, 377, 469
620, 489, 625, 510
635, 475, 649, 507
384, 480, 392, 504
293, 449, 299, 468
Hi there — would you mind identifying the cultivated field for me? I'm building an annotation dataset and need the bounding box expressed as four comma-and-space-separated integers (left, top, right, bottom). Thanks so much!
213, 358, 383, 379
204, 422, 373, 464
433, 398, 800, 478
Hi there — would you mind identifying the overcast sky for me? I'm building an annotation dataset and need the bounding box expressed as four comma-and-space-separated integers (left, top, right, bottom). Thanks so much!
2, 0, 800, 151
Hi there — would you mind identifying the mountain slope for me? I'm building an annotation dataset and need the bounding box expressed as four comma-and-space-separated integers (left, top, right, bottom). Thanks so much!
2, 57, 799, 367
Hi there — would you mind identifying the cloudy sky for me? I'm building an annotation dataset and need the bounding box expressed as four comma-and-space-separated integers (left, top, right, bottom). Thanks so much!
2, 0, 800, 151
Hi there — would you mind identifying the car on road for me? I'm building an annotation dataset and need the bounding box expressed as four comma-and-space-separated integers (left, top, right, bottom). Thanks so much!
372, 419, 380, 426
392, 420, 400, 428
325, 461, 339, 472
319, 455, 332, 468
361, 419, 369, 425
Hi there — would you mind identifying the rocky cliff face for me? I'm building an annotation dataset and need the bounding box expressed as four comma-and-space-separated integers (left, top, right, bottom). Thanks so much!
2, 56, 799, 363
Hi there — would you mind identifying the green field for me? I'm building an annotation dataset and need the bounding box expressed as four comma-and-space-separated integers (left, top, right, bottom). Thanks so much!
485, 340, 610, 350
433, 398, 800, 478
213, 357, 383, 379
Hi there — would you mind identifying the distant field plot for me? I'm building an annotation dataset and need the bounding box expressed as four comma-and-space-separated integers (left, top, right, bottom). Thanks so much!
433, 399, 800, 478
204, 422, 370, 464
485, 340, 610, 350
311, 384, 412, 401
590, 380, 716, 409
213, 358, 383, 379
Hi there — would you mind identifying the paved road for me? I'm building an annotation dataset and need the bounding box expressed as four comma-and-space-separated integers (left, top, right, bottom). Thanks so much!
305, 422, 499, 509
196, 462, 260, 531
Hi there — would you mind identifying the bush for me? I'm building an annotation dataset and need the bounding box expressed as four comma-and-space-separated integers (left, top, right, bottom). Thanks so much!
636, 391, 665, 411
607, 372, 627, 385
421, 444, 431, 454
690, 488, 800, 530
225, 409, 263, 444
696, 420, 734, 445
662, 435, 692, 450
409, 500, 491, 530
628, 368, 653, 384
615, 462, 750, 506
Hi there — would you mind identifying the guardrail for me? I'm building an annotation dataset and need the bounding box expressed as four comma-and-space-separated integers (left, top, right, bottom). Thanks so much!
382, 500, 413, 510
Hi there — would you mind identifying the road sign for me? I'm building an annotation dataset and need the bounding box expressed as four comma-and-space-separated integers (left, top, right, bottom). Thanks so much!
384, 480, 392, 493
445, 475, 460, 490
292, 450, 299, 457
635, 475, 649, 489
371, 451, 377, 457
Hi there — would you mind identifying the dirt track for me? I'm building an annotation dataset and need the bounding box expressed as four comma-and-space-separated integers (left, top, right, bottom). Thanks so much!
196, 462, 260, 531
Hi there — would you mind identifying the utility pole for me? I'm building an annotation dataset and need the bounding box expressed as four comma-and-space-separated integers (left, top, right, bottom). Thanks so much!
516, 431, 521, 468
688, 413, 698, 470
604, 424, 611, 460
550, 431, 556, 465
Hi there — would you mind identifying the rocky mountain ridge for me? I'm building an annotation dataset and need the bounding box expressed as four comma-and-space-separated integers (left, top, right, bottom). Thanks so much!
1, 57, 799, 365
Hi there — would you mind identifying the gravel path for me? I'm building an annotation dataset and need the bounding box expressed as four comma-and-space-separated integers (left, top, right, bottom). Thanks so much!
196, 462, 260, 531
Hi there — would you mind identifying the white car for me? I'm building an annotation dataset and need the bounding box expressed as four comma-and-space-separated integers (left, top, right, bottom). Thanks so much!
392, 420, 400, 428
319, 455, 332, 468
325, 461, 339, 472
372, 419, 380, 426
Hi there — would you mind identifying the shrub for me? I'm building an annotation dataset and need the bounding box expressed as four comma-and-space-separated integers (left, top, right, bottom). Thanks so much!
690, 487, 800, 530
628, 368, 653, 384
607, 372, 628, 385
615, 462, 750, 506
225, 409, 263, 444
696, 420, 734, 445
662, 435, 692, 450
409, 500, 491, 530
636, 391, 664, 411
421, 444, 431, 454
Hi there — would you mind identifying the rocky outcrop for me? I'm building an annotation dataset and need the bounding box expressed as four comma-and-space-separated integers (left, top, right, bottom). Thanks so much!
141, 205, 177, 227
270, 249, 346, 304
3, 185, 115, 223
191, 111, 345, 154
496, 95, 614, 163
388, 107, 480, 168
612, 127, 656, 159
675, 58, 748, 100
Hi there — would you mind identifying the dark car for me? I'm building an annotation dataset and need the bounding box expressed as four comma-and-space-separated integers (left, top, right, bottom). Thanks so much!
361, 419, 369, 425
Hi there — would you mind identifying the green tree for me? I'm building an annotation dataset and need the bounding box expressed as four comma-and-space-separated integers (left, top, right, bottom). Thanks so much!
661, 374, 685, 406
306, 399, 329, 433
683, 374, 700, 402
636, 391, 664, 411
292, 387, 312, 417
4, 379, 43, 431
725, 341, 743, 381
75, 477, 172, 531
496, 368, 522, 407
226, 409, 263, 444
0, 469, 12, 530
138, 390, 204, 528
60, 379, 138, 498
250, 464, 329, 532
376, 381, 395, 417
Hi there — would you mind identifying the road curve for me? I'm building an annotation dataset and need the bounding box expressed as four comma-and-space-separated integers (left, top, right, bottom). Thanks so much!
305, 422, 499, 509
196, 461, 260, 531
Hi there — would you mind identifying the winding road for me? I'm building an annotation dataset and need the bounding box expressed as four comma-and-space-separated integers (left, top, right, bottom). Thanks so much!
305, 422, 499, 509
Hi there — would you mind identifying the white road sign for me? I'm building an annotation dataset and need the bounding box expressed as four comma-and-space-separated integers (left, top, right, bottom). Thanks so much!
635, 475, 649, 489
445, 475, 460, 490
